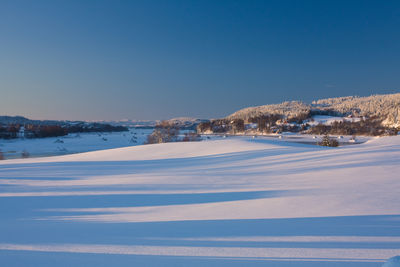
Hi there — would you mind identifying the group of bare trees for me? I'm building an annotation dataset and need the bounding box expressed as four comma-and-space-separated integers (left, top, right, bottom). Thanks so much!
196, 119, 245, 134
146, 121, 201, 144
248, 114, 282, 133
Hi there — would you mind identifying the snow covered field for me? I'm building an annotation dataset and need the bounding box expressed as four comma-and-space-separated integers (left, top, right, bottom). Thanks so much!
1, 136, 400, 266
0, 128, 153, 159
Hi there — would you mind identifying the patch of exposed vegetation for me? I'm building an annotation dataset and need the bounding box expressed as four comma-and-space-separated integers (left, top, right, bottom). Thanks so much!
318, 135, 339, 147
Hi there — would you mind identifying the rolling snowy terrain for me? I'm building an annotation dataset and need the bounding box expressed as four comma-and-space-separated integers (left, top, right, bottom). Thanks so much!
1, 136, 400, 266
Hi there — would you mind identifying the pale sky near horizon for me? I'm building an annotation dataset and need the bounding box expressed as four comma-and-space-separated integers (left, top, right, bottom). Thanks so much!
1, 0, 400, 121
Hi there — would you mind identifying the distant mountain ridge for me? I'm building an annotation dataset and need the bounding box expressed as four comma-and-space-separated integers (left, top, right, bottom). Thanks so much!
0, 116, 207, 130
97, 118, 208, 129
0, 116, 128, 139
227, 93, 400, 127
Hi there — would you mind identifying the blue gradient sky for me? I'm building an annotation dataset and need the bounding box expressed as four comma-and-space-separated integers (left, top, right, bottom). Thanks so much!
1, 0, 400, 121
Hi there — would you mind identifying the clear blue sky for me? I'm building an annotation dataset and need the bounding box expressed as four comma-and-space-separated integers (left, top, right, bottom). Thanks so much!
1, 0, 399, 121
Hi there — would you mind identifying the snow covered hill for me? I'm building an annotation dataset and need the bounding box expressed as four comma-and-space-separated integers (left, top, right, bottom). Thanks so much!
227, 93, 400, 127
1, 136, 400, 266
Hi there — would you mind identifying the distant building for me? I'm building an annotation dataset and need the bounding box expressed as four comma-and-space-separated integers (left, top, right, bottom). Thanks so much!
245, 123, 258, 130
17, 125, 35, 138
18, 126, 25, 138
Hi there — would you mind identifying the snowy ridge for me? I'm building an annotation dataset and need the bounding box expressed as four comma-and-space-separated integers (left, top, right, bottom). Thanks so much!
227, 101, 310, 121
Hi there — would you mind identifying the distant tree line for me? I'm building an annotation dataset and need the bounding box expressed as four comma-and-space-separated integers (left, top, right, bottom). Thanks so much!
0, 124, 67, 139
307, 117, 398, 136
0, 125, 18, 139
0, 123, 128, 139
66, 123, 127, 133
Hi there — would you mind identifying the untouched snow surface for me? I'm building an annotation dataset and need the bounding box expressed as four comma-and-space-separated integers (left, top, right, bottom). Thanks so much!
1, 136, 400, 266
383, 256, 400, 267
